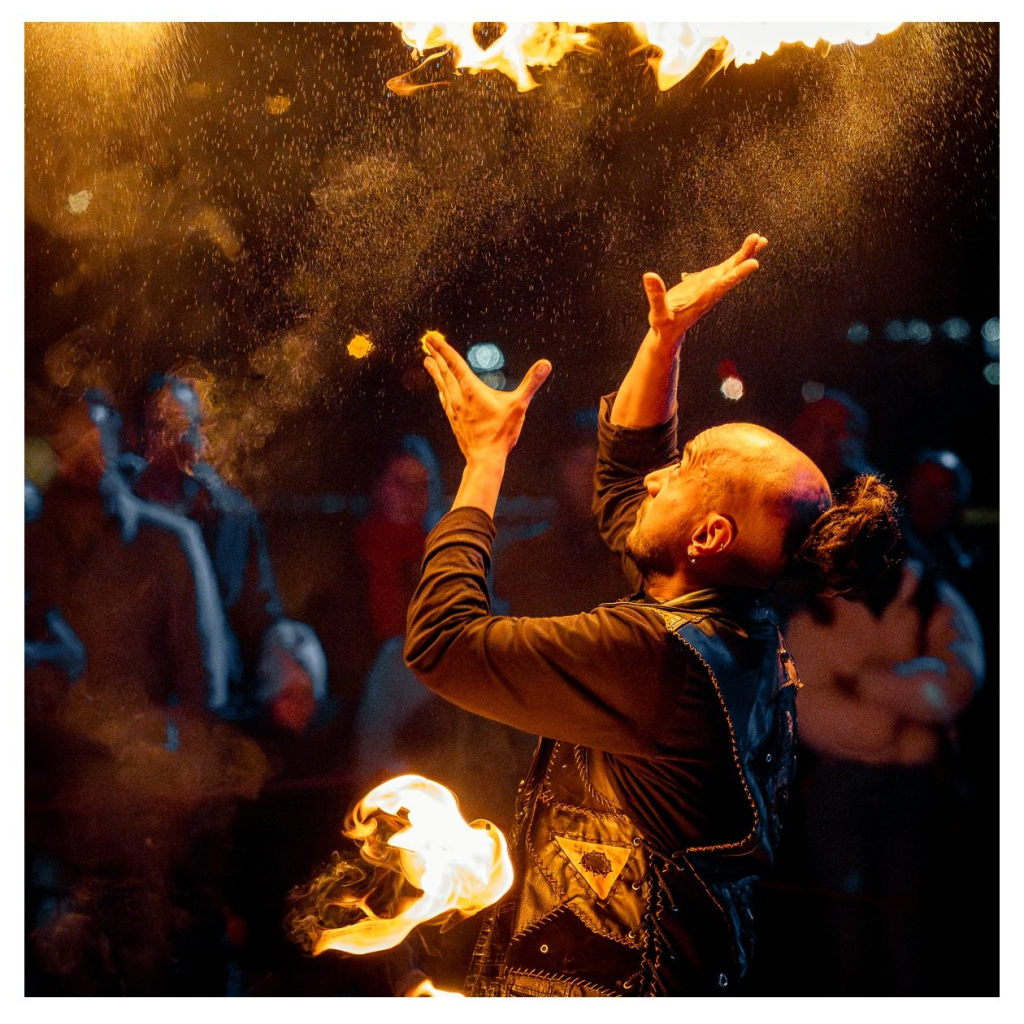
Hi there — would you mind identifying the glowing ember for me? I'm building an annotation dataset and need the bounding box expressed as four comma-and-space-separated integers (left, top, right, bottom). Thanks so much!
286, 774, 512, 957
347, 334, 374, 359
420, 329, 446, 355
391, 22, 900, 93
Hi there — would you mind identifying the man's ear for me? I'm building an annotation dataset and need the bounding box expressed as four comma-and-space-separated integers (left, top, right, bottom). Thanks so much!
690, 514, 736, 558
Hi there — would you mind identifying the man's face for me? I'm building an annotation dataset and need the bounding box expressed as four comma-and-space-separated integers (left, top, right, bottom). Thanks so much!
625, 436, 711, 578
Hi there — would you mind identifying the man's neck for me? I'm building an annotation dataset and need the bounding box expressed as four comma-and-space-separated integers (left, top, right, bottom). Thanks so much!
643, 572, 700, 604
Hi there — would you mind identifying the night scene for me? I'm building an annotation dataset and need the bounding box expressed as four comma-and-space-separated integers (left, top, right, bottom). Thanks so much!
23, 21, 999, 1000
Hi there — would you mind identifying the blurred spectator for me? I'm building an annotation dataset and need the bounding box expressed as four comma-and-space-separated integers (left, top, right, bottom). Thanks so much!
25, 390, 269, 995
354, 445, 432, 645
348, 439, 530, 833
349, 441, 438, 777
789, 389, 875, 490
783, 558, 984, 994
901, 449, 978, 589
493, 433, 627, 616
135, 372, 326, 731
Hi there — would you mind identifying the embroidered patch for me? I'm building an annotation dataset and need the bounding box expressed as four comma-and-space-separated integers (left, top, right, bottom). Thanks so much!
554, 835, 632, 900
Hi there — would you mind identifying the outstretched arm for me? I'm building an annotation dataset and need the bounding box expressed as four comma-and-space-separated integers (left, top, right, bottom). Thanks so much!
422, 334, 550, 518
610, 233, 767, 428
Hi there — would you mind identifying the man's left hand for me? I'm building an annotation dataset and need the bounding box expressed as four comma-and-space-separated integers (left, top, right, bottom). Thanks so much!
423, 334, 551, 468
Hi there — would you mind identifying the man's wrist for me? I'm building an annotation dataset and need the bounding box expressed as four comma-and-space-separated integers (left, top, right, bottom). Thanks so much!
452, 455, 506, 517
646, 326, 686, 357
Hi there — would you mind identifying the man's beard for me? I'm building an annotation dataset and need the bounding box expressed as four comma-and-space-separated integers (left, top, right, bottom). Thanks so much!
625, 498, 676, 580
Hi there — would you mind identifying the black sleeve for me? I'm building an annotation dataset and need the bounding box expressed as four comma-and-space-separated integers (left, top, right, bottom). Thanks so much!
592, 392, 679, 591
404, 507, 701, 758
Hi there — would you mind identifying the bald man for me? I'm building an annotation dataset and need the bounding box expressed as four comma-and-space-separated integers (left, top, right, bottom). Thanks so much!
404, 235, 897, 996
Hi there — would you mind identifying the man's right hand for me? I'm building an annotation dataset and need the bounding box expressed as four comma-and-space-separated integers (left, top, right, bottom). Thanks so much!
643, 233, 768, 348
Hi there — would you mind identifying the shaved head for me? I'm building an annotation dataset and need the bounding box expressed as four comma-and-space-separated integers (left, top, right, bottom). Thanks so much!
689, 423, 832, 584
627, 422, 832, 593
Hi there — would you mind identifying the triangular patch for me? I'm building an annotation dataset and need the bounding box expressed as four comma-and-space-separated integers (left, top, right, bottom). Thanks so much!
553, 835, 632, 900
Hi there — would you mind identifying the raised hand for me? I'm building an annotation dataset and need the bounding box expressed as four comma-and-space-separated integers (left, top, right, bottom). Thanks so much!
422, 334, 551, 517
643, 233, 768, 348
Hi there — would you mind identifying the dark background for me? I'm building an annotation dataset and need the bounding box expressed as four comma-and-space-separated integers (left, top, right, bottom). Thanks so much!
23, 21, 1000, 996
25, 22, 999, 500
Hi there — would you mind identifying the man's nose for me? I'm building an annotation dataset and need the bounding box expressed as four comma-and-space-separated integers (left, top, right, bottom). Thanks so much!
644, 467, 669, 496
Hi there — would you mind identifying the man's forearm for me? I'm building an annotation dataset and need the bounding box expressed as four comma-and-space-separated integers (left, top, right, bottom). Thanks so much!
609, 328, 681, 428
450, 455, 506, 518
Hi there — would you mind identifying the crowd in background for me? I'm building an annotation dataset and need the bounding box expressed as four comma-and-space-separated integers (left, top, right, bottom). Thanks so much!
24, 365, 997, 997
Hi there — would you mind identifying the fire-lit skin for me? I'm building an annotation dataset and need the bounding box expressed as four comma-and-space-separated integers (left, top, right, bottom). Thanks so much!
424, 233, 830, 604
421, 340, 550, 518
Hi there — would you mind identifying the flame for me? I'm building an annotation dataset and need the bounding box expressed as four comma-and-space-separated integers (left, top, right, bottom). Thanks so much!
390, 22, 900, 94
390, 22, 592, 94
630, 23, 903, 91
406, 979, 466, 998
286, 774, 513, 957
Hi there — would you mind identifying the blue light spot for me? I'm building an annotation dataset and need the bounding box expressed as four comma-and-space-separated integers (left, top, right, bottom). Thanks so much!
467, 343, 505, 372
941, 318, 971, 341
846, 322, 870, 344
479, 370, 506, 391
983, 362, 1000, 385
884, 320, 908, 342
907, 319, 932, 343
981, 317, 999, 358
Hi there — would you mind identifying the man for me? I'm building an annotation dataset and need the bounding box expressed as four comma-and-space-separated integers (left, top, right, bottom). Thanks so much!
404, 234, 900, 995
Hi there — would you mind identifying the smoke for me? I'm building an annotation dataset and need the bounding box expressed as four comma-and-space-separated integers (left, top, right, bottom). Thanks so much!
25, 23, 997, 492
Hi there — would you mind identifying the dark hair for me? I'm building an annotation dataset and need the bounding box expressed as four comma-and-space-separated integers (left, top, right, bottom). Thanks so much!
779, 475, 903, 605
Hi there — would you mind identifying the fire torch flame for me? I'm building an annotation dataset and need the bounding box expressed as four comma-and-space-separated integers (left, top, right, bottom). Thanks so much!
286, 774, 513, 957
630, 22, 903, 91
390, 22, 901, 94
390, 22, 592, 94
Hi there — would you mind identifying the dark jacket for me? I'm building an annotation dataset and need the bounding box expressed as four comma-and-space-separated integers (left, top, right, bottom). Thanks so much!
404, 396, 799, 995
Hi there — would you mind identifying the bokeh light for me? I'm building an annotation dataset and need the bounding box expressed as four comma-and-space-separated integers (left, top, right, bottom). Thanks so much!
847, 322, 870, 344
720, 376, 744, 401
907, 319, 932, 343
801, 380, 826, 403
941, 318, 972, 342
468, 343, 505, 372
347, 334, 374, 359
983, 362, 1000, 385
66, 190, 93, 215
981, 317, 999, 358
479, 371, 507, 391
884, 320, 908, 342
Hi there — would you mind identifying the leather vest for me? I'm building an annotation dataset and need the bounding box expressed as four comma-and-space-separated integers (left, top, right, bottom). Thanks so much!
466, 601, 799, 997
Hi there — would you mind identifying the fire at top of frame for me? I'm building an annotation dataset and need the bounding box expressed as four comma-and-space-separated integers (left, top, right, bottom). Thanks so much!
390, 22, 902, 95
